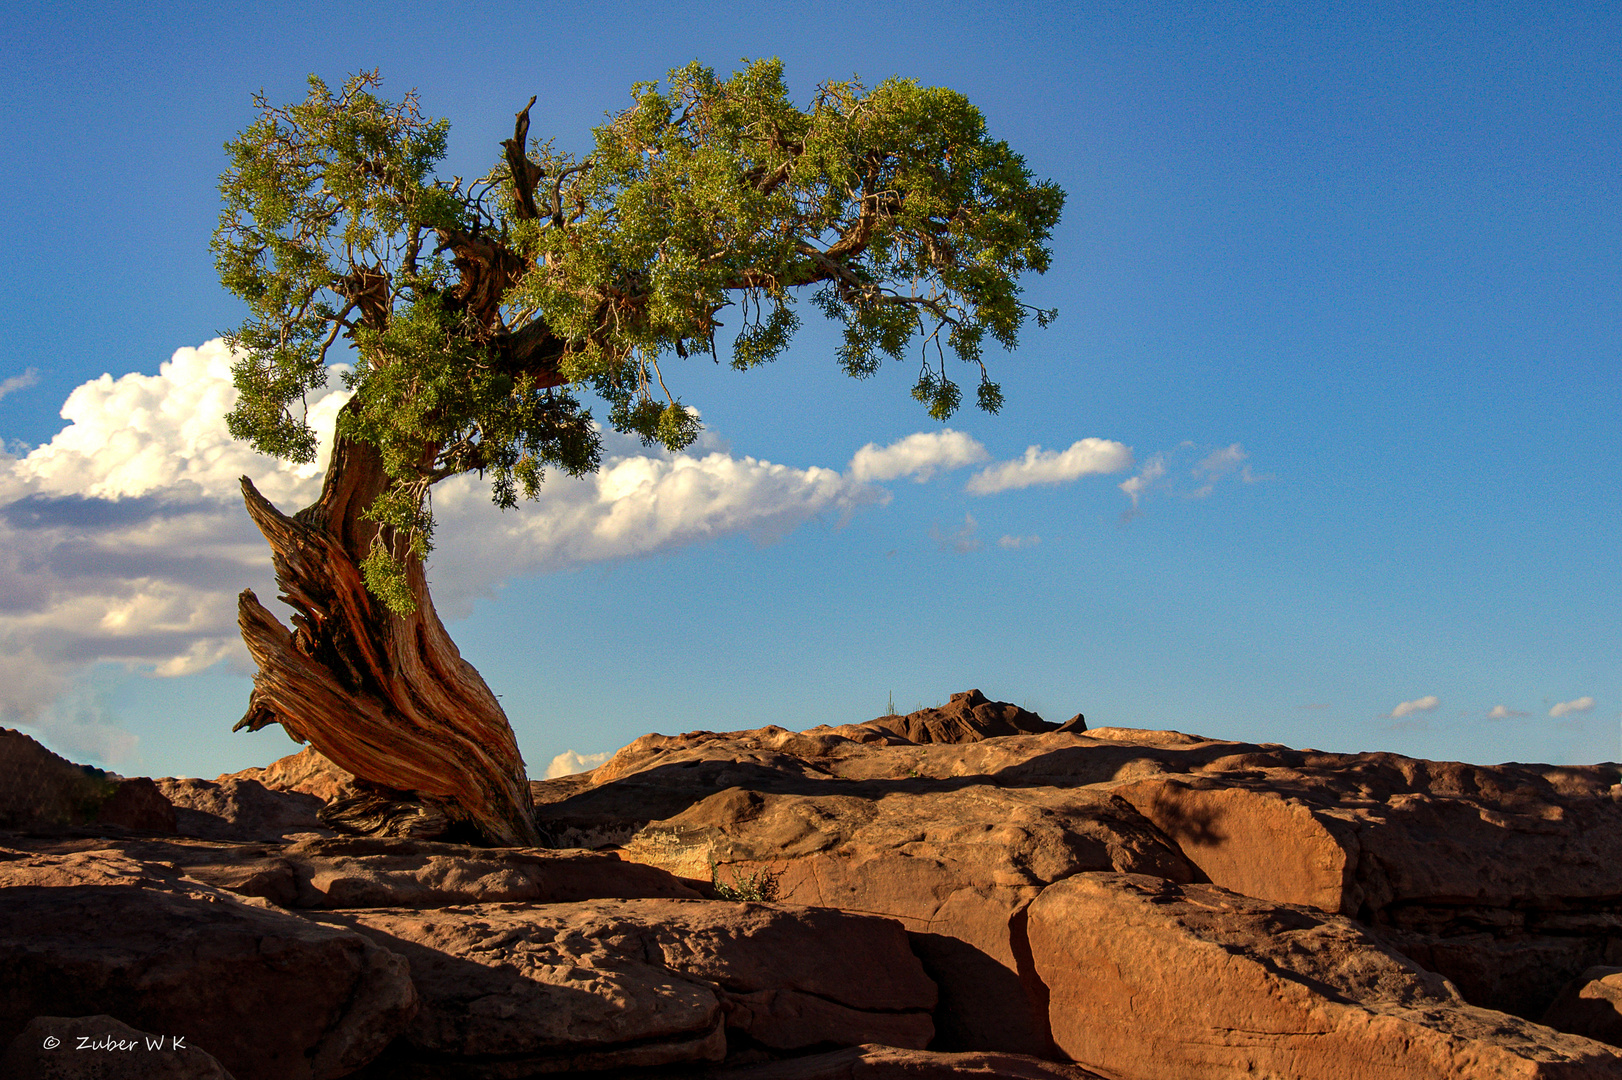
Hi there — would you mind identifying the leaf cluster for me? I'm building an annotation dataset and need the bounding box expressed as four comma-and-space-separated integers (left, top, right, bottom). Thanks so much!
214, 62, 1064, 612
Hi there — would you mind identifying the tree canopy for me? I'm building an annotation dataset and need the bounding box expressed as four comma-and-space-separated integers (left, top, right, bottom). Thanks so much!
214, 60, 1065, 613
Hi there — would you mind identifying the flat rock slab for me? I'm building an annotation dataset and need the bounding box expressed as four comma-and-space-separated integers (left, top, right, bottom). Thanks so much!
2, 1014, 234, 1079
273, 835, 703, 908
309, 898, 936, 1078
1027, 872, 1622, 1079
0, 835, 703, 911
706, 1042, 1108, 1079
0, 880, 416, 1080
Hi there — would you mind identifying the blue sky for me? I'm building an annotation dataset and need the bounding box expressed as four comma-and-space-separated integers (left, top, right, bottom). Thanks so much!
1, 1, 1617, 778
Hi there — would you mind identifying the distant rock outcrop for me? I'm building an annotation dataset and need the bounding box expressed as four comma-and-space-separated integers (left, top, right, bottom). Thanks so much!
6, 693, 1622, 1078
0, 728, 174, 834
857, 689, 1071, 744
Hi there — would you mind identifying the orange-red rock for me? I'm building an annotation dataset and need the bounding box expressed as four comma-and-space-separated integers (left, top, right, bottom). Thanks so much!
309, 898, 936, 1075
0, 881, 415, 1080
1027, 872, 1622, 1079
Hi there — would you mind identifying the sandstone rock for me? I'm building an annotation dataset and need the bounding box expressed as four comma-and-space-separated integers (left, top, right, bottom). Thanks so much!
556, 717, 1195, 1056
311, 898, 936, 1077
621, 781, 1191, 1056
1, 1014, 234, 1079
857, 689, 1060, 744
1543, 965, 1622, 1048
0, 833, 704, 913
706, 1042, 1107, 1078
276, 835, 702, 908
222, 745, 359, 803
1027, 872, 1622, 1079
1115, 776, 1359, 913
0, 729, 175, 834
0, 880, 417, 1080
542, 718, 1622, 1029
0, 845, 181, 889
155, 776, 328, 842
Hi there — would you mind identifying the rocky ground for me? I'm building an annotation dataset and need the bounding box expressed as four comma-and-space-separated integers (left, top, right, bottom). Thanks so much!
6, 690, 1622, 1078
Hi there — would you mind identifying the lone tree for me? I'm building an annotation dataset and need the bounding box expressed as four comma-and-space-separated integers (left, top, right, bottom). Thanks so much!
215, 61, 1064, 846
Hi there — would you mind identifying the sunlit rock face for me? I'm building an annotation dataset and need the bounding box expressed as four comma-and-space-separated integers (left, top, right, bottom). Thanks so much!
7, 695, 1622, 1078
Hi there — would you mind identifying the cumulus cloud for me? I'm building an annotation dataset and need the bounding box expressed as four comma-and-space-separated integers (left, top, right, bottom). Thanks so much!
1388, 695, 1440, 719
0, 339, 902, 750
1487, 705, 1528, 719
544, 749, 614, 778
997, 534, 1040, 550
847, 429, 987, 483
1550, 696, 1595, 718
965, 438, 1133, 495
427, 449, 880, 614
0, 368, 40, 403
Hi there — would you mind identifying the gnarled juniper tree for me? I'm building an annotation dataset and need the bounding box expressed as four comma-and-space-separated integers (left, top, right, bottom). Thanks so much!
215, 61, 1064, 845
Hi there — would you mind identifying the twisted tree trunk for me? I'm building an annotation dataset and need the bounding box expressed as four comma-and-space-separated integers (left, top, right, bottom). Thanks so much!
233, 406, 540, 847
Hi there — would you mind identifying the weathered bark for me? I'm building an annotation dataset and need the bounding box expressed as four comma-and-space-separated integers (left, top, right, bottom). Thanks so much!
233, 411, 540, 847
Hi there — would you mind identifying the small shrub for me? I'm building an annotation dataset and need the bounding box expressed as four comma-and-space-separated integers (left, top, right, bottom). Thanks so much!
713, 864, 782, 902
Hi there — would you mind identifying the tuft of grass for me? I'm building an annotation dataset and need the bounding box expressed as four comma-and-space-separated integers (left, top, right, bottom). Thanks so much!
712, 864, 782, 902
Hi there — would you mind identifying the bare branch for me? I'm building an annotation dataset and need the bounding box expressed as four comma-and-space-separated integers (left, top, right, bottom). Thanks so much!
503, 96, 543, 220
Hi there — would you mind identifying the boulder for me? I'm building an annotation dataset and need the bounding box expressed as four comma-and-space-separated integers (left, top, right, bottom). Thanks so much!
623, 783, 1193, 1055
154, 777, 327, 842
1, 1014, 234, 1079
0, 728, 174, 834
310, 898, 936, 1076
221, 746, 359, 803
1026, 872, 1622, 1079
0, 877, 416, 1080
1543, 965, 1622, 1048
1115, 776, 1359, 913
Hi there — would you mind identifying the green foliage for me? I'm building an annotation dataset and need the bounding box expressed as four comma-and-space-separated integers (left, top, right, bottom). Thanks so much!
215, 62, 1063, 613
712, 863, 782, 902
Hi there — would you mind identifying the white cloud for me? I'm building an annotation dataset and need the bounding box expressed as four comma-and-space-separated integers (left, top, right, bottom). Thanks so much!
544, 749, 614, 778
0, 339, 900, 742
1119, 454, 1167, 510
997, 534, 1041, 549
1195, 443, 1247, 478
427, 449, 881, 616
1117, 442, 1263, 515
1487, 705, 1528, 719
0, 341, 349, 753
1388, 695, 1440, 719
9, 342, 346, 505
929, 513, 982, 554
965, 438, 1133, 495
1550, 696, 1595, 718
0, 368, 40, 403
1190, 443, 1247, 498
847, 429, 988, 483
